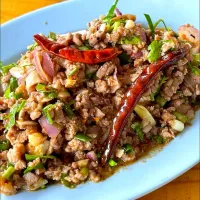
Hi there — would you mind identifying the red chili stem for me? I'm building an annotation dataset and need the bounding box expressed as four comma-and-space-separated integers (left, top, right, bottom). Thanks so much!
34, 34, 121, 64
101, 49, 188, 165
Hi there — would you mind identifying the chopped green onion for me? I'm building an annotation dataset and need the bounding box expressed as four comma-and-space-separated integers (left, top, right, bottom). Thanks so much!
64, 100, 75, 118
0, 63, 17, 74
48, 32, 57, 41
4, 77, 18, 99
187, 62, 200, 76
144, 14, 155, 38
43, 104, 55, 124
78, 46, 90, 51
152, 135, 164, 144
156, 95, 167, 107
24, 162, 44, 174
118, 36, 141, 45
103, 0, 119, 23
173, 111, 188, 123
25, 154, 56, 161
68, 67, 78, 77
2, 166, 15, 180
40, 185, 46, 189
131, 122, 144, 142
154, 19, 169, 31
75, 133, 92, 142
80, 167, 89, 176
148, 40, 163, 63
0, 140, 10, 151
61, 174, 76, 188
36, 83, 57, 99
5, 100, 26, 130
85, 72, 97, 80
122, 143, 133, 153
108, 159, 117, 167
27, 42, 38, 51
192, 53, 200, 66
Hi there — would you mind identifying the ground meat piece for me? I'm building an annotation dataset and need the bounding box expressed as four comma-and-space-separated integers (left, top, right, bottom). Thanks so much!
45, 166, 62, 181
0, 97, 16, 110
121, 151, 136, 162
13, 174, 25, 189
96, 61, 116, 79
65, 168, 88, 184
6, 128, 27, 145
75, 89, 91, 109
161, 110, 176, 123
107, 76, 121, 93
51, 102, 66, 125
176, 104, 195, 121
0, 178, 17, 196
89, 170, 101, 182
72, 33, 83, 46
74, 151, 86, 161
95, 80, 109, 94
65, 138, 92, 152
49, 134, 64, 153
7, 143, 26, 170
160, 127, 175, 139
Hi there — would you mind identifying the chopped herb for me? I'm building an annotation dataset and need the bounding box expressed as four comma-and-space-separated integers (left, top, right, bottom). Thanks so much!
48, 32, 57, 41
5, 100, 26, 130
40, 185, 46, 189
156, 95, 167, 107
0, 63, 17, 74
25, 154, 56, 161
192, 53, 200, 66
61, 177, 76, 188
103, 0, 119, 23
148, 40, 163, 63
118, 36, 141, 45
36, 83, 57, 99
154, 19, 169, 31
75, 133, 92, 142
4, 77, 19, 99
131, 122, 144, 142
96, 152, 102, 158
78, 46, 90, 51
152, 135, 163, 144
2, 166, 15, 180
64, 100, 75, 118
80, 167, 89, 176
24, 162, 44, 174
123, 144, 133, 154
108, 159, 117, 167
173, 111, 188, 123
118, 52, 131, 65
0, 140, 10, 151
85, 72, 97, 80
27, 42, 38, 51
68, 67, 78, 77
150, 76, 168, 101
188, 62, 200, 76
43, 104, 55, 124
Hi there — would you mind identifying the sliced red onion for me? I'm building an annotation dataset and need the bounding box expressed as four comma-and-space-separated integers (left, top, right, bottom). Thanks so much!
39, 115, 61, 138
34, 50, 54, 82
86, 151, 97, 161
115, 8, 122, 16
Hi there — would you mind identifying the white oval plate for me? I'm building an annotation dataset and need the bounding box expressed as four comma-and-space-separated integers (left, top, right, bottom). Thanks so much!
1, 0, 199, 199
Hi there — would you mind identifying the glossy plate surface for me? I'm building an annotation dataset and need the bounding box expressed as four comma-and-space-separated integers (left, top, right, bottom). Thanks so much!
1, 0, 199, 199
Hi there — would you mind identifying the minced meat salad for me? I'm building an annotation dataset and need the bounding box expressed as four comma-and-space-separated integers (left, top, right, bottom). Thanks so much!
0, 0, 200, 195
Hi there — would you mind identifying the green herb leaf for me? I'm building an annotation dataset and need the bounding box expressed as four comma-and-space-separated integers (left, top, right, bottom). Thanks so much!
192, 53, 200, 66
85, 72, 97, 80
103, 0, 119, 23
118, 36, 141, 45
5, 100, 26, 130
78, 46, 90, 51
144, 14, 155, 38
0, 63, 17, 74
108, 159, 117, 167
2, 166, 15, 180
0, 140, 10, 151
75, 133, 92, 142
36, 83, 57, 99
173, 111, 188, 123
154, 19, 169, 31
64, 100, 75, 117
27, 42, 38, 51
131, 122, 144, 142
152, 135, 163, 144
148, 40, 163, 63
122, 143, 133, 154
24, 162, 44, 174
43, 104, 55, 124
188, 62, 200, 76
48, 32, 57, 41
4, 77, 18, 99
118, 52, 131, 65
61, 176, 76, 188
96, 152, 102, 159
25, 154, 56, 161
